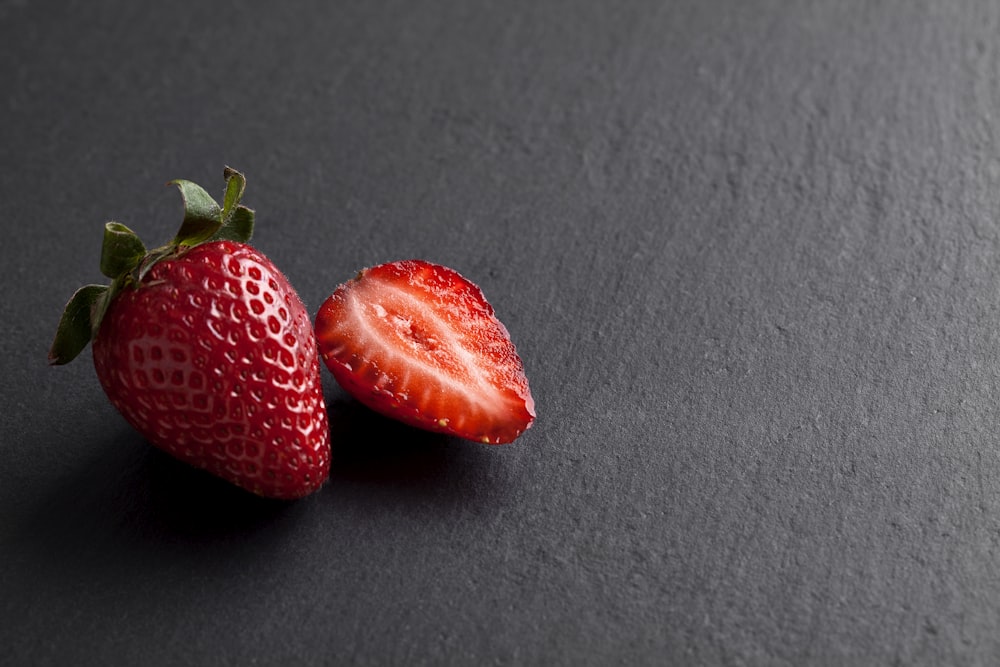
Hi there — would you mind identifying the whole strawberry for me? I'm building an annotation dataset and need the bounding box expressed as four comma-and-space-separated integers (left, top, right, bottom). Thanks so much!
50, 168, 330, 499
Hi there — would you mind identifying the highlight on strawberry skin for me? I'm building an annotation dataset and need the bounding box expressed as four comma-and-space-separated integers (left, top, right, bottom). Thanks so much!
315, 260, 535, 444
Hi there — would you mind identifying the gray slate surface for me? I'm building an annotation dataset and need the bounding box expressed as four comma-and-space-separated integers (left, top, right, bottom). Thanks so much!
3, 0, 1000, 664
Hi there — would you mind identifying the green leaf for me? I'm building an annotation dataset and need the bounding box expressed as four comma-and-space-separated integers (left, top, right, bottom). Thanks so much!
100, 222, 146, 279
211, 204, 255, 243
221, 166, 246, 223
48, 284, 109, 365
168, 179, 222, 246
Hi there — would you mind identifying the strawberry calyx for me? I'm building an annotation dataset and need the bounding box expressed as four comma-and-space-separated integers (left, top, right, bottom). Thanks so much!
48, 167, 255, 366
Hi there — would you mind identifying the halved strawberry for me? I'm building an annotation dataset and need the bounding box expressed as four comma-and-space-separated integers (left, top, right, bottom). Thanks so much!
315, 260, 535, 444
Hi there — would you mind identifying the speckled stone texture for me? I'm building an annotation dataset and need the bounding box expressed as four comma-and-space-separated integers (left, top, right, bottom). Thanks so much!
3, 0, 1000, 664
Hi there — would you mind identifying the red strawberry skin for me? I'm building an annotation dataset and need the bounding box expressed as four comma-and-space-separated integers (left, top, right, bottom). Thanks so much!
92, 240, 331, 499
315, 260, 535, 444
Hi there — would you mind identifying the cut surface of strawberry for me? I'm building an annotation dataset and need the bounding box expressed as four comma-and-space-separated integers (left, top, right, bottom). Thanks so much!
315, 260, 535, 444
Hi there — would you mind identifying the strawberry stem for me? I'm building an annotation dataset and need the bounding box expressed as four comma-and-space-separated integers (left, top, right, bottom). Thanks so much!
222, 166, 246, 221
214, 168, 254, 243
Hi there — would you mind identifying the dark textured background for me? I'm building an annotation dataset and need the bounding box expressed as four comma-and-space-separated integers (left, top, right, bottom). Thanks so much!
4, 0, 1000, 664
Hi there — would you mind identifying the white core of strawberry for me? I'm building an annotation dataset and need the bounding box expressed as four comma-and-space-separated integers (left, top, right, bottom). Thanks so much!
344, 283, 504, 418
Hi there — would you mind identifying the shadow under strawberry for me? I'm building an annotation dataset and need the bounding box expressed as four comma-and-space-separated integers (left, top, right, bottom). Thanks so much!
135, 448, 300, 537
6, 426, 307, 636
326, 397, 476, 483
322, 393, 516, 505
16, 426, 299, 563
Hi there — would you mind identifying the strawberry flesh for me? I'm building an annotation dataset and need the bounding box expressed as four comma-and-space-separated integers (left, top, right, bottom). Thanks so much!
315, 260, 535, 444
